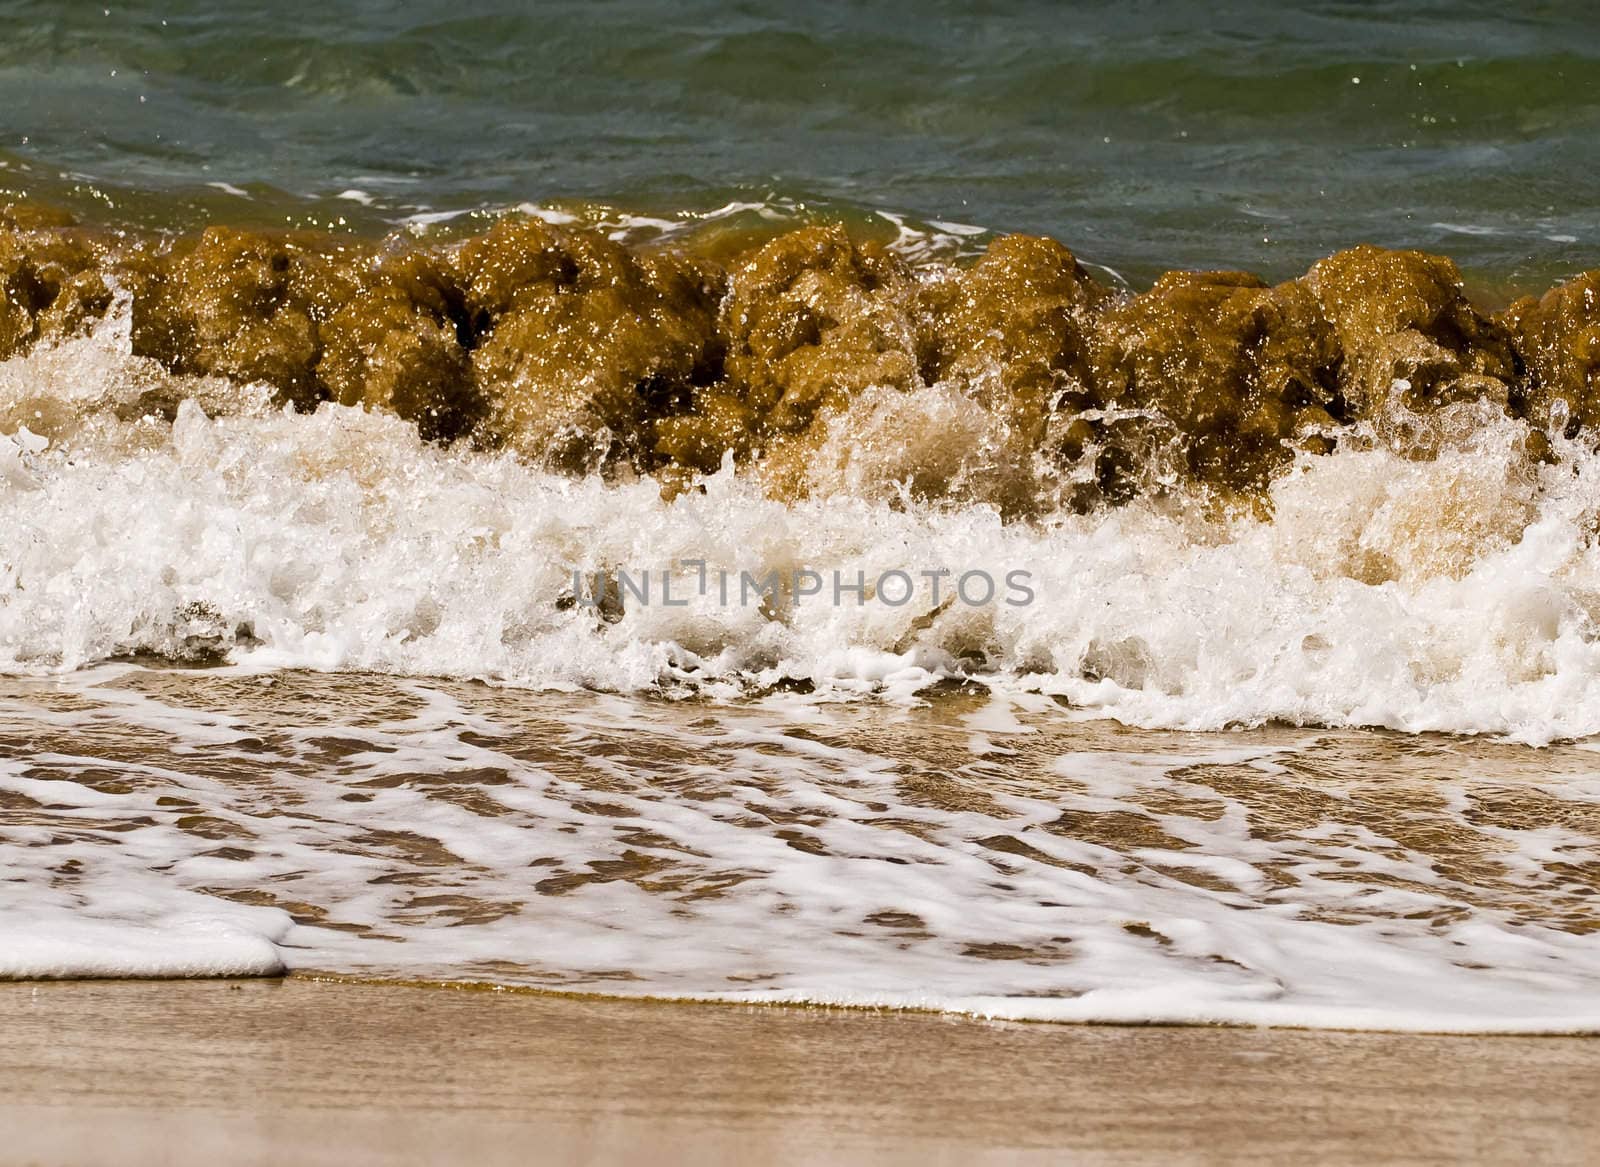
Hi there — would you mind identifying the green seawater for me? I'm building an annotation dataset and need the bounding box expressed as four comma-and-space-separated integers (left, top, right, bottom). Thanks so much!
0, 0, 1597, 288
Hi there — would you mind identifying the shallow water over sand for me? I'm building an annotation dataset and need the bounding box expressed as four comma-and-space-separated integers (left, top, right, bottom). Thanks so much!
4, 0, 1599, 1046
3, 667, 1597, 1031
8, 979, 1600, 1166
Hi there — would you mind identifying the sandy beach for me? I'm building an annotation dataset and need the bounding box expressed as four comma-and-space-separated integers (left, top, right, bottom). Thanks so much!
2, 978, 1596, 1166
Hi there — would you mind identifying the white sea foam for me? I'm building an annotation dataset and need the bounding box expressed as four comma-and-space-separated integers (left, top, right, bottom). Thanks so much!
391, 197, 994, 262
0, 909, 289, 979
4, 313, 1600, 742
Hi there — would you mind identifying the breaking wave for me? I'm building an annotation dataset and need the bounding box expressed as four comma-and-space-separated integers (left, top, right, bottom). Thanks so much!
3, 204, 1600, 743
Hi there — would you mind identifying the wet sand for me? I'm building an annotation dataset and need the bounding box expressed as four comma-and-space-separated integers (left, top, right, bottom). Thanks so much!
2, 978, 1597, 1166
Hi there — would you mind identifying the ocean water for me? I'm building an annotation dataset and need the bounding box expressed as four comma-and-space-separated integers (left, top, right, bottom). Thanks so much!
2, 298, 1599, 1030
1, 0, 1596, 286
3, 2, 1600, 1032
5, 668, 1599, 1032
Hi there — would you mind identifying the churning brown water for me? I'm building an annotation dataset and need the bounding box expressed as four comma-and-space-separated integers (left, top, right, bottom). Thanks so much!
3, 667, 1598, 1030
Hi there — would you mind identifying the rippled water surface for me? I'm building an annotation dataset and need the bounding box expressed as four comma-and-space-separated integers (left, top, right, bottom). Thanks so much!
1, 1, 1596, 284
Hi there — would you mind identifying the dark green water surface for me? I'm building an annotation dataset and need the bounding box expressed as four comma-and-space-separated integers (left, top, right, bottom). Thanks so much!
1, 1, 1597, 287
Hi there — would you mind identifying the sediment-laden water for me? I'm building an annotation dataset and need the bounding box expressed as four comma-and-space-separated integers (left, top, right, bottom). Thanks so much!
4, 1, 1600, 1031
2, 206, 1600, 737
3, 668, 1598, 1032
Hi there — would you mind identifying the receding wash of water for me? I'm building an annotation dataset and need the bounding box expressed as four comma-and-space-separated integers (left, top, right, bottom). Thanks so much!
3, 0, 1600, 1114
